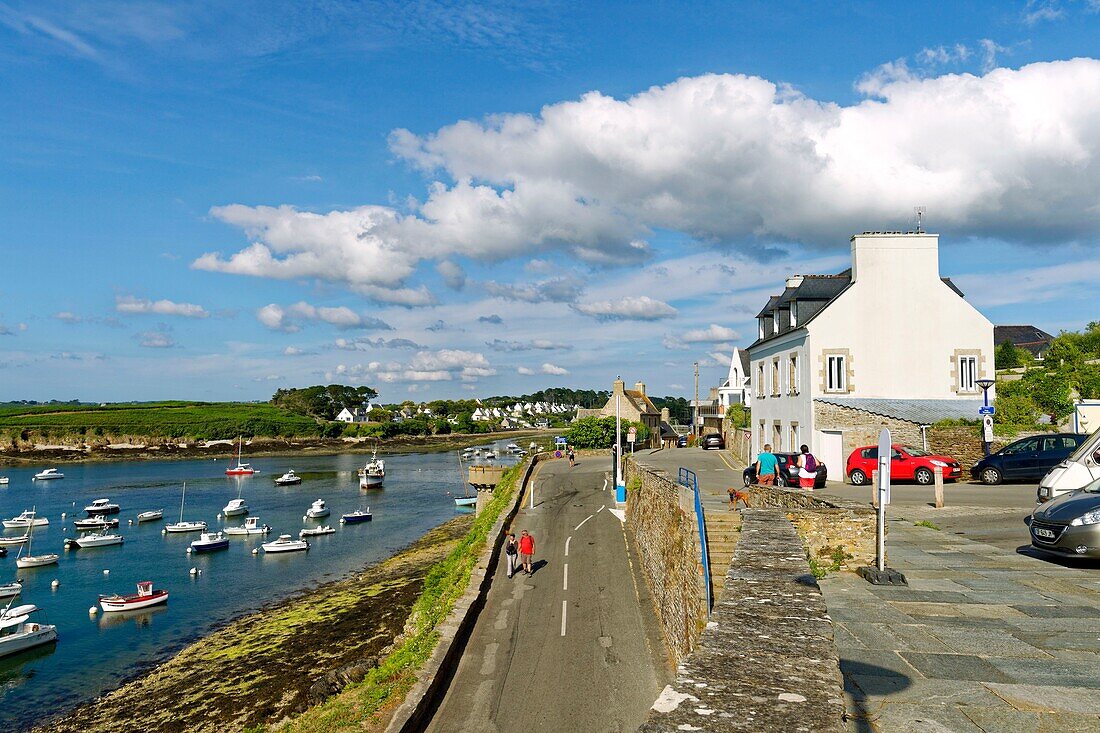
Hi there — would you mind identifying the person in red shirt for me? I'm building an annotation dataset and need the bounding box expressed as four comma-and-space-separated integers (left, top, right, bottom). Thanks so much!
518, 529, 536, 575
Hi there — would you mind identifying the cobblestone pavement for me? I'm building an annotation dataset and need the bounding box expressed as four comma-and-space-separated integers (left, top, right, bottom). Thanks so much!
821, 516, 1100, 732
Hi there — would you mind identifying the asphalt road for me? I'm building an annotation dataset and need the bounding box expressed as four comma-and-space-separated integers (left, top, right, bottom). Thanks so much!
424, 456, 669, 733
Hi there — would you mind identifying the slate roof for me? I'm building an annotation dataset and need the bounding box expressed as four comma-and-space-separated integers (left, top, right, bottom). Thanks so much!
738, 350, 750, 376
814, 397, 985, 424
995, 325, 1054, 354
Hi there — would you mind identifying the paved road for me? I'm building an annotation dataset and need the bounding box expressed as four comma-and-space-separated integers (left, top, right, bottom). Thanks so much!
425, 457, 669, 733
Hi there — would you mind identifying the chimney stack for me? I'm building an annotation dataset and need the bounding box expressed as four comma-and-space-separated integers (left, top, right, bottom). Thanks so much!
612, 378, 625, 394
786, 275, 804, 289
634, 381, 646, 395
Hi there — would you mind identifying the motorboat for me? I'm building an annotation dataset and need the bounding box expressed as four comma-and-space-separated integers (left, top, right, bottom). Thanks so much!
164, 482, 207, 533
506, 443, 520, 451
483, 450, 496, 460
73, 515, 119, 531
84, 499, 121, 516
299, 525, 335, 538
190, 532, 229, 553
0, 580, 21, 599
262, 534, 309, 553
224, 517, 270, 536
0, 534, 29, 547
0, 604, 58, 659
32, 468, 63, 481
99, 581, 168, 613
0, 477, 8, 485
15, 510, 58, 569
136, 509, 164, 523
222, 498, 249, 517
340, 509, 372, 524
3, 510, 49, 529
225, 436, 257, 476
274, 470, 302, 485
303, 499, 330, 520
359, 450, 385, 489
66, 528, 124, 549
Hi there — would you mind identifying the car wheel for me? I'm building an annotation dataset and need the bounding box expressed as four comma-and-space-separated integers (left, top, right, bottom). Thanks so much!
980, 467, 1002, 485
915, 467, 934, 485
849, 469, 867, 486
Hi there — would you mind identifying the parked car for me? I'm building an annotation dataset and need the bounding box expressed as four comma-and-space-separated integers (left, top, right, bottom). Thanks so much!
845, 445, 961, 486
1028, 477, 1100, 559
676, 435, 688, 448
971, 433, 1087, 486
702, 433, 725, 450
743, 452, 828, 489
1037, 428, 1100, 503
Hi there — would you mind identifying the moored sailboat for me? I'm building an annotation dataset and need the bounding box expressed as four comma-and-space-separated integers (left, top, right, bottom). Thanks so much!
225, 436, 257, 476
15, 509, 58, 569
164, 483, 206, 533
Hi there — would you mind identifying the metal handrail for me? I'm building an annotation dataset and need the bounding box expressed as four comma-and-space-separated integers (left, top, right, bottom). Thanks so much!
678, 467, 712, 617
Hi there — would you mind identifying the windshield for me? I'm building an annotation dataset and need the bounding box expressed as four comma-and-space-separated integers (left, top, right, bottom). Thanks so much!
901, 446, 932, 457
1068, 429, 1100, 462
1083, 476, 1100, 494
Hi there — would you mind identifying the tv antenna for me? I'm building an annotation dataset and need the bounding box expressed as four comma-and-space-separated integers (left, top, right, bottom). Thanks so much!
913, 206, 927, 233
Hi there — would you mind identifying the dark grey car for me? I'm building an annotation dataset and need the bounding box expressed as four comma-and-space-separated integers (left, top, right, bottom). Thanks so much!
1029, 479, 1100, 559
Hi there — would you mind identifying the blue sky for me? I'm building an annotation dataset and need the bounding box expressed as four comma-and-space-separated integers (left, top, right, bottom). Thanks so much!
2, 0, 1100, 402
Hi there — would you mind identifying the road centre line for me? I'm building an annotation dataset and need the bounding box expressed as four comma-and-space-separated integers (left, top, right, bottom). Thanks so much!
564, 563, 568, 591
575, 514, 594, 531
561, 600, 567, 637
565, 535, 571, 556
598, 505, 605, 513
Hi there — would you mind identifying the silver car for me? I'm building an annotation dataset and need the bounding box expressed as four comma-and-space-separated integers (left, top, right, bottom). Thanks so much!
1029, 478, 1100, 559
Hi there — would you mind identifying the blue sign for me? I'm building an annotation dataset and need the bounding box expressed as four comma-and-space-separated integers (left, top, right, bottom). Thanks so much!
979, 406, 995, 416
555, 436, 568, 445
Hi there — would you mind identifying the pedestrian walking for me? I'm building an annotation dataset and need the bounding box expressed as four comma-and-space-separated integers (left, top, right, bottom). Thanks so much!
568, 448, 575, 468
504, 532, 519, 578
754, 443, 779, 486
796, 444, 818, 490
518, 529, 536, 575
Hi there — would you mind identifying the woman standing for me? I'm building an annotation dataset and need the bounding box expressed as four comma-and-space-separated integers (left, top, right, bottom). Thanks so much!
796, 444, 818, 490
504, 532, 519, 578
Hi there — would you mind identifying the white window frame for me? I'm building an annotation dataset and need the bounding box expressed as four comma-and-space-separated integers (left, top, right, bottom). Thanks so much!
788, 354, 799, 395
757, 362, 766, 398
958, 355, 978, 393
826, 354, 847, 393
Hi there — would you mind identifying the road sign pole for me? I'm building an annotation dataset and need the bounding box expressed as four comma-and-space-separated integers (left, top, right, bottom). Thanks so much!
876, 428, 891, 572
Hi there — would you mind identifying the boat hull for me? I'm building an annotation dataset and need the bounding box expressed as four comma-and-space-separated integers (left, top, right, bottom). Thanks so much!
190, 540, 229, 552
16, 554, 59, 568
340, 513, 372, 524
225, 469, 256, 476
263, 542, 309, 553
224, 527, 268, 535
0, 536, 29, 546
360, 475, 384, 488
33, 474, 63, 481
3, 519, 49, 529
84, 505, 120, 516
75, 536, 124, 548
0, 583, 21, 599
222, 506, 249, 517
164, 523, 206, 533
304, 510, 330, 519
454, 497, 477, 507
100, 590, 168, 612
0, 626, 57, 659
136, 512, 163, 523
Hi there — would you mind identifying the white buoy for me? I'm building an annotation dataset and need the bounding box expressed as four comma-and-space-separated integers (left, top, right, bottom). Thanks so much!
186, 547, 193, 554
251, 548, 258, 555
89, 606, 97, 615
103, 569, 110, 575
128, 519, 133, 525
51, 579, 60, 589
217, 513, 222, 520
189, 567, 198, 575
162, 528, 168, 535
61, 512, 67, 519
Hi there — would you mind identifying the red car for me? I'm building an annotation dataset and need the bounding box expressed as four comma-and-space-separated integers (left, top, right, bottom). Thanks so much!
846, 444, 962, 486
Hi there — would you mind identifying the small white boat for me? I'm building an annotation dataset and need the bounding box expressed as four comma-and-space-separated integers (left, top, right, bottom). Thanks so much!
14, 509, 57, 569
165, 482, 206, 533
73, 515, 119, 531
483, 450, 496, 459
454, 496, 477, 507
3, 510, 49, 529
359, 450, 385, 489
274, 470, 302, 486
136, 509, 164, 523
340, 509, 372, 524
0, 580, 22, 599
0, 477, 8, 485
83, 499, 121, 516
190, 532, 229, 553
224, 517, 270, 536
0, 604, 58, 659
303, 499, 330, 520
222, 498, 249, 517
68, 529, 124, 549
299, 525, 335, 538
262, 534, 309, 553
100, 581, 168, 613
32, 468, 63, 481
0, 534, 29, 547
225, 436, 257, 476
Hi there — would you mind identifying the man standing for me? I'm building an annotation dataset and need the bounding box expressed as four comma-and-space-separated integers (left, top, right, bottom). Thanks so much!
755, 443, 779, 486
518, 529, 536, 575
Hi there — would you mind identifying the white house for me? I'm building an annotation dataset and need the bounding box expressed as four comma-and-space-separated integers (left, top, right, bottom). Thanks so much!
336, 405, 380, 423
746, 232, 994, 473
717, 347, 752, 410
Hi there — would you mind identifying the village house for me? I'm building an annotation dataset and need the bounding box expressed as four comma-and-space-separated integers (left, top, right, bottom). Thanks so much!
746, 231, 994, 474
994, 325, 1055, 361
335, 404, 380, 423
576, 378, 664, 448
717, 347, 752, 410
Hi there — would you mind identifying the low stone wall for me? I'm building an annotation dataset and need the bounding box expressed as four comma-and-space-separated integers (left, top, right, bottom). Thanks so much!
624, 459, 706, 664
640, 509, 845, 732
743, 484, 878, 571
928, 425, 1009, 470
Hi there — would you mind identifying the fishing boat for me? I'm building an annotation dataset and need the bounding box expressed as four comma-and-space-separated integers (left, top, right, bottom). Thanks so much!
99, 581, 168, 613
164, 483, 207, 533
0, 604, 58, 659
299, 525, 335, 538
454, 495, 477, 508
136, 509, 164, 523
190, 532, 229, 553
222, 497, 248, 517
225, 436, 257, 476
358, 449, 385, 489
67, 528, 124, 549
73, 515, 119, 531
262, 534, 309, 553
0, 580, 21, 599
3, 510, 49, 529
340, 509, 372, 524
15, 510, 59, 569
0, 534, 29, 547
274, 469, 302, 485
83, 498, 121, 516
32, 468, 63, 481
303, 499, 330, 520
224, 517, 270, 535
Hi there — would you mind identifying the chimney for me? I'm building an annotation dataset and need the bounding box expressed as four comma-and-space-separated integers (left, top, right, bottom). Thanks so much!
850, 232, 940, 284
634, 381, 646, 395
661, 407, 670, 423
785, 275, 804, 289
612, 378, 625, 394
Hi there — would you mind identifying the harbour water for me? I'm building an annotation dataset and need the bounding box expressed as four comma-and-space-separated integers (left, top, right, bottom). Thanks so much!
0, 443, 522, 731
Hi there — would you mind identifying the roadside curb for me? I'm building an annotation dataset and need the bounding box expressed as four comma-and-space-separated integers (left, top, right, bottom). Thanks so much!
385, 452, 546, 733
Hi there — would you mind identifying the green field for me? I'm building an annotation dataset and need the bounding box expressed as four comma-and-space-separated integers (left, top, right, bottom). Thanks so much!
0, 402, 324, 441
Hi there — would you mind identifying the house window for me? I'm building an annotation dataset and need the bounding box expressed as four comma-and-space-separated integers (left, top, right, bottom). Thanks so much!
958, 355, 978, 393
788, 354, 799, 395
757, 363, 766, 398
759, 421, 766, 451
826, 354, 847, 393
789, 423, 799, 451
790, 301, 798, 328
771, 359, 781, 397
773, 422, 783, 451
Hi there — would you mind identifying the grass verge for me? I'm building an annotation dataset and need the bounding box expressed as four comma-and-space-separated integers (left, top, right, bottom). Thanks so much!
914, 520, 941, 531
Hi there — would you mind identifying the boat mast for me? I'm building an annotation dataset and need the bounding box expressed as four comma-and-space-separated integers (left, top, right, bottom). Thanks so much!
179, 482, 187, 523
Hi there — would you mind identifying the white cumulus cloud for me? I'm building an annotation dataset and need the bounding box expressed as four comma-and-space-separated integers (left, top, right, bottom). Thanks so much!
255, 302, 392, 333
573, 295, 677, 321
680, 324, 741, 343
116, 295, 209, 318
540, 362, 569, 375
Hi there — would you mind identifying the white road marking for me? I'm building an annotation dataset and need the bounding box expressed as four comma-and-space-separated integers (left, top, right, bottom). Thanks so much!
565, 535, 571, 556
561, 600, 568, 636
563, 563, 569, 591
574, 514, 594, 531
602, 478, 608, 491
598, 505, 606, 513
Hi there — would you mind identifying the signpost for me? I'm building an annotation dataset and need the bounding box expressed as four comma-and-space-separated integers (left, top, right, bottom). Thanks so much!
978, 406, 995, 416
627, 425, 637, 455
858, 428, 907, 586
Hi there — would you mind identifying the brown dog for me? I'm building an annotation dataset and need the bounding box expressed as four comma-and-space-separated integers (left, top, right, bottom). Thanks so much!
727, 487, 750, 510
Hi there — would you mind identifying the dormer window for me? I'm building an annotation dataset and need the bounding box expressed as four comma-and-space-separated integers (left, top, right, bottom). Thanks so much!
790, 301, 798, 327
759, 318, 765, 340
772, 310, 779, 332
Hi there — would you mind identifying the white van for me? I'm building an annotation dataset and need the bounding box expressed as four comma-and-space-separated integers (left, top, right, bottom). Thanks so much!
1037, 428, 1100, 502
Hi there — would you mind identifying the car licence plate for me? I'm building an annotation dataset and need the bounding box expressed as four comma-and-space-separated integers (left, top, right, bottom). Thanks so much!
1034, 528, 1056, 539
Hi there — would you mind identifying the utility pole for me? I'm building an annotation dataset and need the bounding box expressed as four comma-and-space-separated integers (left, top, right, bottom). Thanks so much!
693, 361, 700, 437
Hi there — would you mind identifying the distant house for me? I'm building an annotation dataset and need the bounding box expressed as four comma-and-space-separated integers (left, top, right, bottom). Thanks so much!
336, 407, 369, 423
717, 347, 752, 409
995, 325, 1055, 360
576, 379, 661, 448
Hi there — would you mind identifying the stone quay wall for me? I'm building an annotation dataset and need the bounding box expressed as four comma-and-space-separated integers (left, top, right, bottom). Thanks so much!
743, 484, 878, 571
639, 509, 845, 733
624, 459, 706, 664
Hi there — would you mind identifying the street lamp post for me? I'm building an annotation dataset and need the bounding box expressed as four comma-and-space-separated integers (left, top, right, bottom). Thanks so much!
976, 378, 995, 457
